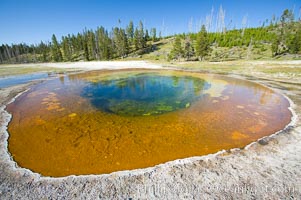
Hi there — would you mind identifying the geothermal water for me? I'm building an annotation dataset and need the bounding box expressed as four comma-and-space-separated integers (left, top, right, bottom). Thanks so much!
7, 69, 291, 177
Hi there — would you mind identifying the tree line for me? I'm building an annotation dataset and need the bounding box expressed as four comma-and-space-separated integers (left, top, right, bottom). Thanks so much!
271, 9, 301, 56
0, 21, 158, 64
1, 9, 300, 64
168, 25, 210, 61
168, 9, 301, 61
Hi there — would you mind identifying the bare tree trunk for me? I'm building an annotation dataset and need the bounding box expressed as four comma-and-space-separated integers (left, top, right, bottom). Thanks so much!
247, 38, 253, 60
0, 53, 3, 63
5, 45, 11, 60
95, 33, 100, 60
241, 14, 248, 36
188, 17, 193, 33
217, 5, 226, 33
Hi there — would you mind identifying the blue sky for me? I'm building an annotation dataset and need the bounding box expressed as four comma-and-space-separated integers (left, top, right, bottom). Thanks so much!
0, 0, 300, 44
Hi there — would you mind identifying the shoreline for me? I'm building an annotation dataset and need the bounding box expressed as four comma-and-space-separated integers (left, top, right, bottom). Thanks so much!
0, 60, 163, 70
0, 61, 301, 199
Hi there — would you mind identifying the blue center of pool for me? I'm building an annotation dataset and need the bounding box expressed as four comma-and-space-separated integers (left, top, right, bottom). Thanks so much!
82, 74, 210, 116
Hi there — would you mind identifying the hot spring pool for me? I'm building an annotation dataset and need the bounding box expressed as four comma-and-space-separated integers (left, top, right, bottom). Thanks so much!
7, 69, 292, 177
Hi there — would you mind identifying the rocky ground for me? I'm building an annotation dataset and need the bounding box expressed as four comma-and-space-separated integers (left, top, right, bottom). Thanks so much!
0, 60, 300, 199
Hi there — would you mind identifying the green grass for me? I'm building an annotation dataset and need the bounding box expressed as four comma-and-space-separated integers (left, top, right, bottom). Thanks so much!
124, 37, 287, 63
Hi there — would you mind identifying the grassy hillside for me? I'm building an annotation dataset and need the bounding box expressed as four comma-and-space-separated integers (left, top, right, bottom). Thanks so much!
1, 13, 300, 64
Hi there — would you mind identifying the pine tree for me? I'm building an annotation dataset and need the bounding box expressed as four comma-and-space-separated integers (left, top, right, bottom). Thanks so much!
51, 34, 62, 62
138, 21, 146, 49
86, 30, 96, 60
133, 28, 140, 50
113, 28, 129, 58
104, 30, 113, 59
126, 21, 134, 42
145, 29, 150, 41
38, 41, 49, 62
280, 9, 295, 49
158, 31, 162, 40
288, 26, 301, 54
280, 9, 294, 26
120, 29, 129, 57
169, 36, 184, 60
150, 28, 157, 42
195, 25, 210, 61
96, 26, 111, 60
81, 33, 89, 61
184, 36, 195, 60
61, 36, 72, 61
75, 33, 84, 52
271, 37, 280, 56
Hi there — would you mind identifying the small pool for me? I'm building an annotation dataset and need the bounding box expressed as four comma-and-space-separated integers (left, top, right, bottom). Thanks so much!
0, 73, 50, 88
7, 69, 292, 177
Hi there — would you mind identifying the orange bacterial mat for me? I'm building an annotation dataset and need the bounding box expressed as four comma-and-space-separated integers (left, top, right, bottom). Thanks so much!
7, 69, 291, 177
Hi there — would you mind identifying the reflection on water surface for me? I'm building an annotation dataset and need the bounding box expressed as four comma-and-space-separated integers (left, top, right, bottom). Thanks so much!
82, 73, 210, 116
0, 73, 50, 88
